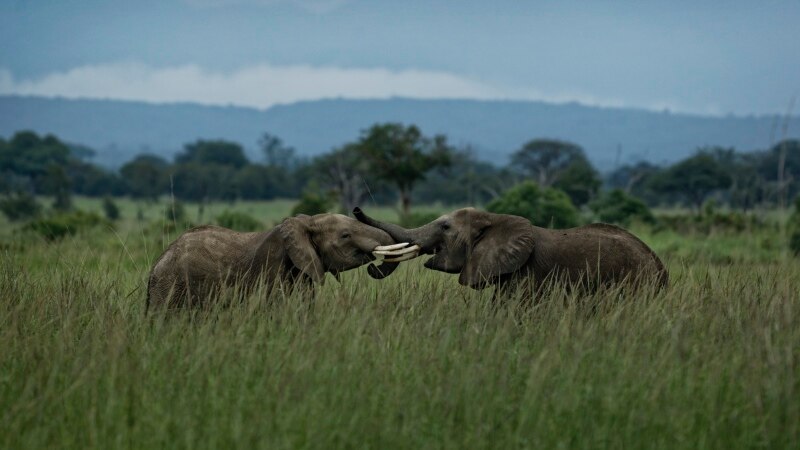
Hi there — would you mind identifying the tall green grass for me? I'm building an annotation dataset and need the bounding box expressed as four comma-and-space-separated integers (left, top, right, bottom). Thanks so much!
1, 199, 798, 449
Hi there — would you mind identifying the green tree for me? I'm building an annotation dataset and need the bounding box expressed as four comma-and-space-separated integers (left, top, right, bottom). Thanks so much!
510, 139, 586, 187
215, 210, 262, 232
0, 191, 41, 221
414, 149, 517, 206
356, 123, 452, 215
589, 189, 655, 226
42, 164, 72, 211
753, 139, 800, 205
259, 133, 296, 169
552, 157, 601, 206
291, 191, 332, 216
119, 154, 168, 200
705, 146, 766, 211
68, 161, 127, 197
0, 131, 71, 194
102, 197, 120, 221
170, 162, 237, 202
176, 140, 249, 168
607, 161, 663, 205
311, 144, 376, 213
235, 165, 276, 200
487, 181, 579, 228
650, 152, 733, 211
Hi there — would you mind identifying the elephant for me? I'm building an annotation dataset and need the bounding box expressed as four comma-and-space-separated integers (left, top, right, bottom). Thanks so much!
353, 207, 668, 297
146, 213, 419, 310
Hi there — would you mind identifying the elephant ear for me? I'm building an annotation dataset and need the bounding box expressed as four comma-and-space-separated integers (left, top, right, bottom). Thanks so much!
280, 215, 325, 282
459, 214, 535, 288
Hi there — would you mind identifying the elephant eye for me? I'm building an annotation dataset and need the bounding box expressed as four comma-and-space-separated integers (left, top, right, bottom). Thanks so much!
341, 232, 352, 239
440, 222, 451, 231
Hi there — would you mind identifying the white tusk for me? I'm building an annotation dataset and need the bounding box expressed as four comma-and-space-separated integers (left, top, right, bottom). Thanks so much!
373, 242, 410, 251
383, 252, 420, 263
372, 244, 420, 256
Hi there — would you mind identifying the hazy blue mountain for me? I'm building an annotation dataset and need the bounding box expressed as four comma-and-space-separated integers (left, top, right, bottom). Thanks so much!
1, 95, 796, 170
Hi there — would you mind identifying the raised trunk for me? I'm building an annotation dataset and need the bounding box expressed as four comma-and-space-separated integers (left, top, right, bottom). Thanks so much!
353, 207, 433, 280
353, 207, 430, 245
353, 208, 408, 240
354, 205, 443, 249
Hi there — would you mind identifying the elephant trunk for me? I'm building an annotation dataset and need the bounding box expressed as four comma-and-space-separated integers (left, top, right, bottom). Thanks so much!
353, 207, 434, 251
353, 207, 411, 279
367, 261, 399, 279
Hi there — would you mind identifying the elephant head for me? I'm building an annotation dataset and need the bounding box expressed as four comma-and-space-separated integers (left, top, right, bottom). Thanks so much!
279, 214, 420, 281
353, 207, 534, 288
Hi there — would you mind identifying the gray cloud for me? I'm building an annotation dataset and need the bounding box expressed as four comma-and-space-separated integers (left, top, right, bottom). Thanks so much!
0, 62, 505, 109
0, 61, 710, 114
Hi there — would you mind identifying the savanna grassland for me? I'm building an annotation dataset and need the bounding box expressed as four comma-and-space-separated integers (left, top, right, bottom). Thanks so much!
1, 198, 798, 449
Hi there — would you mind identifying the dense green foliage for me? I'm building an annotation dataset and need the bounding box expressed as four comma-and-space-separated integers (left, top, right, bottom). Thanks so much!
656, 206, 768, 235
215, 210, 263, 232
486, 181, 580, 228
590, 189, 655, 226
0, 191, 41, 221
649, 152, 733, 210
399, 211, 441, 228
102, 196, 120, 221
21, 210, 109, 240
163, 199, 186, 224
119, 154, 169, 200
1, 198, 798, 449
509, 139, 602, 206
3, 129, 800, 216
789, 196, 800, 255
291, 191, 332, 216
355, 123, 452, 214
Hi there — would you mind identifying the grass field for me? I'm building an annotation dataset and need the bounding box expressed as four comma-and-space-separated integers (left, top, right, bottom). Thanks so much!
1, 198, 798, 449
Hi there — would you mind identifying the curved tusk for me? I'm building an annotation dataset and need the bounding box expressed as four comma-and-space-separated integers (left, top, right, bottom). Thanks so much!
383, 252, 420, 263
373, 242, 410, 251
372, 244, 420, 256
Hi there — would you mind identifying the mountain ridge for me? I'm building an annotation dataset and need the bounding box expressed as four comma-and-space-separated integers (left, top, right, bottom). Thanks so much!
1, 95, 797, 170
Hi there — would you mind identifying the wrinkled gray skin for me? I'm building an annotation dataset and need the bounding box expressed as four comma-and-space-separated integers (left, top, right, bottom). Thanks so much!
147, 214, 399, 309
354, 207, 668, 295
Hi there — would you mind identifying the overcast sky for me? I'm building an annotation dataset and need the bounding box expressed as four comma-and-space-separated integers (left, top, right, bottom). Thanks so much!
1, 0, 798, 115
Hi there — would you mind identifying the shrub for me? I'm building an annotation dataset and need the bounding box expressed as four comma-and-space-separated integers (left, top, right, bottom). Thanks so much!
0, 192, 41, 222
589, 189, 655, 226
791, 195, 800, 225
23, 210, 109, 241
789, 196, 800, 256
164, 199, 186, 223
486, 181, 579, 228
399, 211, 441, 228
52, 190, 72, 212
291, 192, 331, 216
655, 210, 765, 235
790, 229, 800, 256
215, 210, 263, 232
102, 197, 120, 221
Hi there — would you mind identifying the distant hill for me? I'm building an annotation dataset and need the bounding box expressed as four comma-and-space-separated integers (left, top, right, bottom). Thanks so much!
1, 95, 797, 170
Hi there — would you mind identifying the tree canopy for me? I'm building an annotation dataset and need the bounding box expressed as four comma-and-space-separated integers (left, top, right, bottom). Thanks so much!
650, 152, 733, 210
356, 123, 452, 214
510, 139, 586, 187
487, 181, 579, 228
175, 140, 249, 169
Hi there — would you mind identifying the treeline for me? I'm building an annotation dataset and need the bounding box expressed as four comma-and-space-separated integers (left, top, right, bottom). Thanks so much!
2, 125, 800, 221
